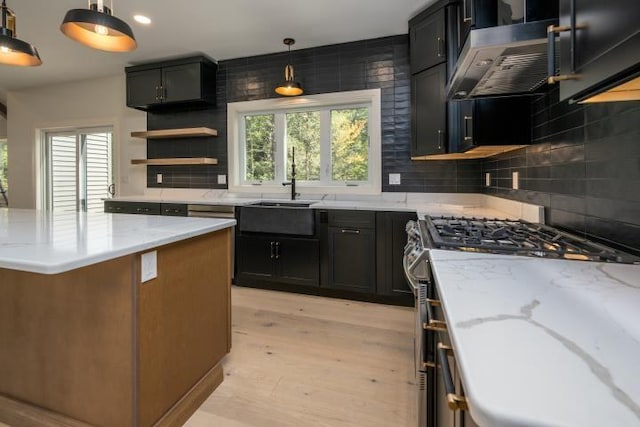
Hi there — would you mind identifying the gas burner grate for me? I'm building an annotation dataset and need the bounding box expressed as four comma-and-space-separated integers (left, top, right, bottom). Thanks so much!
423, 216, 640, 264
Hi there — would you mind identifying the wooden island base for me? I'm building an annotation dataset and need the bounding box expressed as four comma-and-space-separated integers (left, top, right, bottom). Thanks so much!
0, 229, 232, 427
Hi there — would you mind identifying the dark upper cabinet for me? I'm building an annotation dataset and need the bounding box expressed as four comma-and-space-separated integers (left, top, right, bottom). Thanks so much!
412, 63, 447, 156
126, 56, 217, 111
452, 97, 531, 153
410, 8, 447, 74
557, 0, 640, 102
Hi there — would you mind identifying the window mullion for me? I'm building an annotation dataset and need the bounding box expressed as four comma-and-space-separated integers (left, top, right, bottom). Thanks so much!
319, 109, 331, 185
274, 112, 286, 184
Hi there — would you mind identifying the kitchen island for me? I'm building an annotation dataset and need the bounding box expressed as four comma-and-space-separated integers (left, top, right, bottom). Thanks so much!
0, 208, 235, 427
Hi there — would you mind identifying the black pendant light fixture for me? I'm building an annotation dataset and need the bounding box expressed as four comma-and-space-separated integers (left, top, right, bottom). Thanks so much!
0, 0, 42, 66
60, 0, 137, 52
275, 38, 303, 96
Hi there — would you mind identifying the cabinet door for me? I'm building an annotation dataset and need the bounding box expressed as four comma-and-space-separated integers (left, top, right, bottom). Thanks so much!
162, 63, 203, 104
410, 8, 446, 74
126, 68, 162, 108
236, 236, 276, 281
327, 227, 376, 293
276, 238, 320, 287
376, 212, 416, 298
411, 63, 447, 156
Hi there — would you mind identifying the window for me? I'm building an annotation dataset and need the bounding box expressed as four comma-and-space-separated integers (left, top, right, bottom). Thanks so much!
0, 139, 7, 207
43, 128, 113, 212
228, 89, 381, 194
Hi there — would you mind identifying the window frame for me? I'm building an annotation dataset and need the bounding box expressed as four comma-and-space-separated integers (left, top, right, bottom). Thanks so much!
228, 89, 382, 195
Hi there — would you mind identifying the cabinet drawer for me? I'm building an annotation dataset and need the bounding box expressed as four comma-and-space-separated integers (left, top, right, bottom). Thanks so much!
161, 203, 188, 216
104, 201, 161, 215
328, 210, 376, 229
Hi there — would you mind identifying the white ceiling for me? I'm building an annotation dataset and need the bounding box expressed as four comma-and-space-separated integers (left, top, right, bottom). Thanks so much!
0, 0, 435, 103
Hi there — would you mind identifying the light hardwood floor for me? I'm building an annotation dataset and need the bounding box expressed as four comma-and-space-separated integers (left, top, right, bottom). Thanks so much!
185, 286, 416, 427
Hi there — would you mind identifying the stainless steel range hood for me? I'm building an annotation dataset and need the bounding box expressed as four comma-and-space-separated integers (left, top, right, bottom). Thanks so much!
448, 18, 558, 100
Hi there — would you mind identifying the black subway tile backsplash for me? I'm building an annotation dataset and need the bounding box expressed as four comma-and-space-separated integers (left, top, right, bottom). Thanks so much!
483, 85, 640, 252
145, 35, 480, 194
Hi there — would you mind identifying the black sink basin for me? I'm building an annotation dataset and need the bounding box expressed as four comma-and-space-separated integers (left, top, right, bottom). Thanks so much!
250, 201, 316, 208
240, 202, 316, 235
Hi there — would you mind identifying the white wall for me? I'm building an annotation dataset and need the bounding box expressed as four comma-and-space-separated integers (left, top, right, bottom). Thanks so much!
7, 75, 146, 209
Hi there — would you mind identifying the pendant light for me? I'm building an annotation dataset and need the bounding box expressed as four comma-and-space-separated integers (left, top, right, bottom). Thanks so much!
0, 0, 42, 66
60, 0, 137, 52
275, 38, 303, 96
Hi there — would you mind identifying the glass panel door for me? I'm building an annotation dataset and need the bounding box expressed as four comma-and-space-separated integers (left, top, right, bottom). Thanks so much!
45, 128, 113, 212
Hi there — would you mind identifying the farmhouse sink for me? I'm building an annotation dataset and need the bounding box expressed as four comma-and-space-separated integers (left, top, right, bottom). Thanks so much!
239, 201, 316, 235
249, 201, 316, 208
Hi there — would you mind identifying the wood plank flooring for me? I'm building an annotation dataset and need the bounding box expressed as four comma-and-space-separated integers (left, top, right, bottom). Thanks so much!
185, 286, 416, 427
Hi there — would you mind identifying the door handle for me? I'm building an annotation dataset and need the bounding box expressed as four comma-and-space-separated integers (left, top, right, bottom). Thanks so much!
437, 130, 444, 151
436, 36, 445, 58
275, 242, 280, 259
547, 0, 586, 84
270, 241, 275, 259
424, 298, 447, 332
155, 86, 160, 101
341, 229, 360, 234
463, 116, 473, 141
463, 0, 472, 23
437, 343, 468, 411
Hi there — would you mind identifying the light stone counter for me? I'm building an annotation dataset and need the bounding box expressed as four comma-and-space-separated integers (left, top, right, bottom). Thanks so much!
0, 208, 236, 274
113, 191, 544, 222
429, 249, 640, 427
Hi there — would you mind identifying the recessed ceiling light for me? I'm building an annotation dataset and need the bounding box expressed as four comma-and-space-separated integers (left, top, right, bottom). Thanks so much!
134, 15, 151, 25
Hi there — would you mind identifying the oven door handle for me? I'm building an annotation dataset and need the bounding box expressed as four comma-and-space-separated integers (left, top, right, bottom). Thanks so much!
424, 298, 447, 332
437, 342, 469, 411
402, 255, 420, 294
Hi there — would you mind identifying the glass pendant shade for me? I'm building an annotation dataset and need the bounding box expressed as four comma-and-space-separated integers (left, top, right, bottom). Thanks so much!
60, 1, 136, 52
275, 38, 303, 96
0, 1, 42, 66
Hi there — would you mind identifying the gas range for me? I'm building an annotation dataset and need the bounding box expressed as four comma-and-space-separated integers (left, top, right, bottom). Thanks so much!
424, 216, 640, 263
404, 217, 639, 287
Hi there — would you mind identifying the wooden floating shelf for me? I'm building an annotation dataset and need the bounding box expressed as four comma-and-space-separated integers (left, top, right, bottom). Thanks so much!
131, 157, 218, 166
131, 127, 218, 139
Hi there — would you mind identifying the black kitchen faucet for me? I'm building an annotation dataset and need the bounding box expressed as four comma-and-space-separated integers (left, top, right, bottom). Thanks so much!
282, 146, 298, 200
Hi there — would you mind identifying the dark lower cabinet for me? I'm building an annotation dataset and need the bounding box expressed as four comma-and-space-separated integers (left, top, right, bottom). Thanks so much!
376, 212, 417, 299
321, 210, 377, 293
235, 235, 319, 287
104, 201, 161, 215
326, 226, 376, 293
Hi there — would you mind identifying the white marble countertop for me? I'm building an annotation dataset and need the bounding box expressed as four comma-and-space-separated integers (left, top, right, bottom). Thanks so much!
429, 249, 640, 427
112, 191, 544, 222
0, 208, 236, 274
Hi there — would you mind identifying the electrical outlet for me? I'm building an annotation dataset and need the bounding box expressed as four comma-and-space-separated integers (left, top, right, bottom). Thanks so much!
485, 173, 491, 187
156, 173, 163, 184
217, 174, 227, 185
512, 171, 519, 190
140, 251, 157, 283
389, 173, 401, 185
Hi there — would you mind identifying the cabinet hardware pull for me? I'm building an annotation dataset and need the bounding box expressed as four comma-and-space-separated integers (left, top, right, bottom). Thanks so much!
341, 229, 360, 234
270, 241, 275, 259
161, 86, 166, 101
463, 116, 473, 141
437, 36, 445, 58
437, 342, 469, 412
275, 242, 280, 259
424, 298, 447, 332
155, 86, 160, 101
547, 4, 587, 85
463, 0, 472, 23
437, 130, 443, 150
